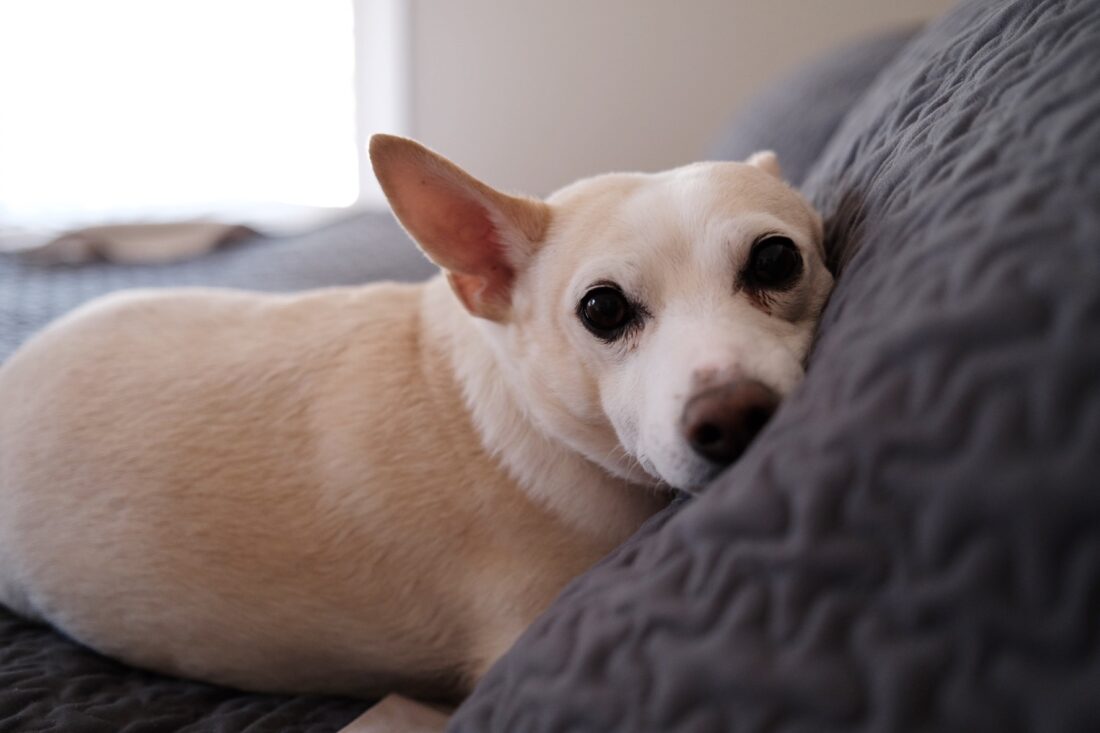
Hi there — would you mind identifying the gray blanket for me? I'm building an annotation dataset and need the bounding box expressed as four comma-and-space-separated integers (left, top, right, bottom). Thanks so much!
451, 0, 1100, 731
0, 611, 365, 733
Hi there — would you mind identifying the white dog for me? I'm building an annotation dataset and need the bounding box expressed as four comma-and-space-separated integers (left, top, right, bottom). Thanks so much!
0, 136, 832, 723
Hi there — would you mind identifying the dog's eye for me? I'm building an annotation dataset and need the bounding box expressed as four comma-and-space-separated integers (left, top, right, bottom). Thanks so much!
746, 236, 803, 290
578, 286, 636, 341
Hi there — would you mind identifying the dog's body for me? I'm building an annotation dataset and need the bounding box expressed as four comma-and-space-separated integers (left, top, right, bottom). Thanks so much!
0, 279, 659, 699
0, 136, 832, 703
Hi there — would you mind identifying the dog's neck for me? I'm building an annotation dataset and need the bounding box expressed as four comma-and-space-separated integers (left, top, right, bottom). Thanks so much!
419, 277, 666, 544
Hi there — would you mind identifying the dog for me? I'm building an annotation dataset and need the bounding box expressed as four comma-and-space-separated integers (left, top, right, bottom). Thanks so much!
0, 135, 833, 721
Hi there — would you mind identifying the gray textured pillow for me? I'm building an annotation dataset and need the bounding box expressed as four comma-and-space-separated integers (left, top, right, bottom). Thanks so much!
451, 1, 1100, 731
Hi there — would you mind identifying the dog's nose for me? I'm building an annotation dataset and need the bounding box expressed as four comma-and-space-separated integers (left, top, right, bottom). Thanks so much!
680, 379, 780, 465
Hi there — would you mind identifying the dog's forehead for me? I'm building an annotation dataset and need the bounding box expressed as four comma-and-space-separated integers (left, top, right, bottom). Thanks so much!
547, 162, 816, 258
631, 162, 807, 222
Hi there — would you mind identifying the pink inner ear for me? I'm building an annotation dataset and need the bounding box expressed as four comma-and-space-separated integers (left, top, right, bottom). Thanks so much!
388, 162, 516, 317
437, 197, 515, 317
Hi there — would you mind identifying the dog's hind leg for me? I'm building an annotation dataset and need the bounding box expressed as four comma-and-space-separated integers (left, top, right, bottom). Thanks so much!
338, 695, 452, 733
0, 515, 37, 622
0, 433, 38, 621
0, 522, 39, 621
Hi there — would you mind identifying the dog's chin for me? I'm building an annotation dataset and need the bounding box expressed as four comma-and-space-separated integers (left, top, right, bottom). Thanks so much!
587, 446, 669, 491
667, 468, 723, 495
635, 451, 720, 494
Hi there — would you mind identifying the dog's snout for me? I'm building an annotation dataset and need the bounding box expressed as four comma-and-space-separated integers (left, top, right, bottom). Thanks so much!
680, 379, 780, 466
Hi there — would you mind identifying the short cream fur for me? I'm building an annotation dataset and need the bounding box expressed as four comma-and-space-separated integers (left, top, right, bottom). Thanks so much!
0, 136, 832, 712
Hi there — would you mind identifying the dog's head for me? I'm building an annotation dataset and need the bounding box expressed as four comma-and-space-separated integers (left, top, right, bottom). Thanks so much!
371, 135, 832, 492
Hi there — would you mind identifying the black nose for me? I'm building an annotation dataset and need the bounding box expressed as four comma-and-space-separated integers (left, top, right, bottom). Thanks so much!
681, 380, 780, 465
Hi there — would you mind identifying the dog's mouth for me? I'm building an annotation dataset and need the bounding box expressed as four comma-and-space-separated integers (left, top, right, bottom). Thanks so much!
589, 437, 669, 490
624, 441, 711, 493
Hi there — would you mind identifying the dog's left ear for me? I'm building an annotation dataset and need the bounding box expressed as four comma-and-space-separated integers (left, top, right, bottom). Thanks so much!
370, 134, 550, 322
747, 150, 783, 180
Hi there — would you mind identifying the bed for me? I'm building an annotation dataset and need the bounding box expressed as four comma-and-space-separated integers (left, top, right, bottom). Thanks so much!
3, 0, 1099, 729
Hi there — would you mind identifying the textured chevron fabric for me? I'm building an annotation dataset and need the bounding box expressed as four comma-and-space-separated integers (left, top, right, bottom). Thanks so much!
450, 1, 1100, 731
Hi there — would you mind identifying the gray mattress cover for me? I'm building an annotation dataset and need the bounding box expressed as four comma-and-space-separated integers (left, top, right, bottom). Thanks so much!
451, 0, 1100, 731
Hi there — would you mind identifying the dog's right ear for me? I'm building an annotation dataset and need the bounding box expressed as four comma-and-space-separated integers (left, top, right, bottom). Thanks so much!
369, 134, 550, 322
746, 150, 783, 180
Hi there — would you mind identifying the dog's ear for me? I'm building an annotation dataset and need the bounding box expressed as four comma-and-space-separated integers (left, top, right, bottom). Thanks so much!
746, 150, 783, 180
370, 134, 550, 322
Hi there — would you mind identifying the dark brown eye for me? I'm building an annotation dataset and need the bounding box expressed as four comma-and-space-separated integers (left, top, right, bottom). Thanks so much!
746, 236, 803, 290
578, 286, 635, 340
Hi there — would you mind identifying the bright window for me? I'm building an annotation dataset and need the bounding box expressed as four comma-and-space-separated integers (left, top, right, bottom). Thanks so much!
0, 1, 401, 230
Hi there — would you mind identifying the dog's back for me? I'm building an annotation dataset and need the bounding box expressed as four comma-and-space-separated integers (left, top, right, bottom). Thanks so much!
0, 281, 612, 698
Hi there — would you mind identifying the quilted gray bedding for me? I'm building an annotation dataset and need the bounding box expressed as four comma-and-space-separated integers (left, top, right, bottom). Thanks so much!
0, 611, 365, 732
2, 0, 1099, 730
451, 0, 1100, 731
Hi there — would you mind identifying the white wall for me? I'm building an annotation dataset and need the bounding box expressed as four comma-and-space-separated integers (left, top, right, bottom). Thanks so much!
407, 0, 954, 196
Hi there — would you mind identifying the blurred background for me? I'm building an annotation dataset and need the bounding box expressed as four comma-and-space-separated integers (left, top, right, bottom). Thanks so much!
0, 0, 952, 246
